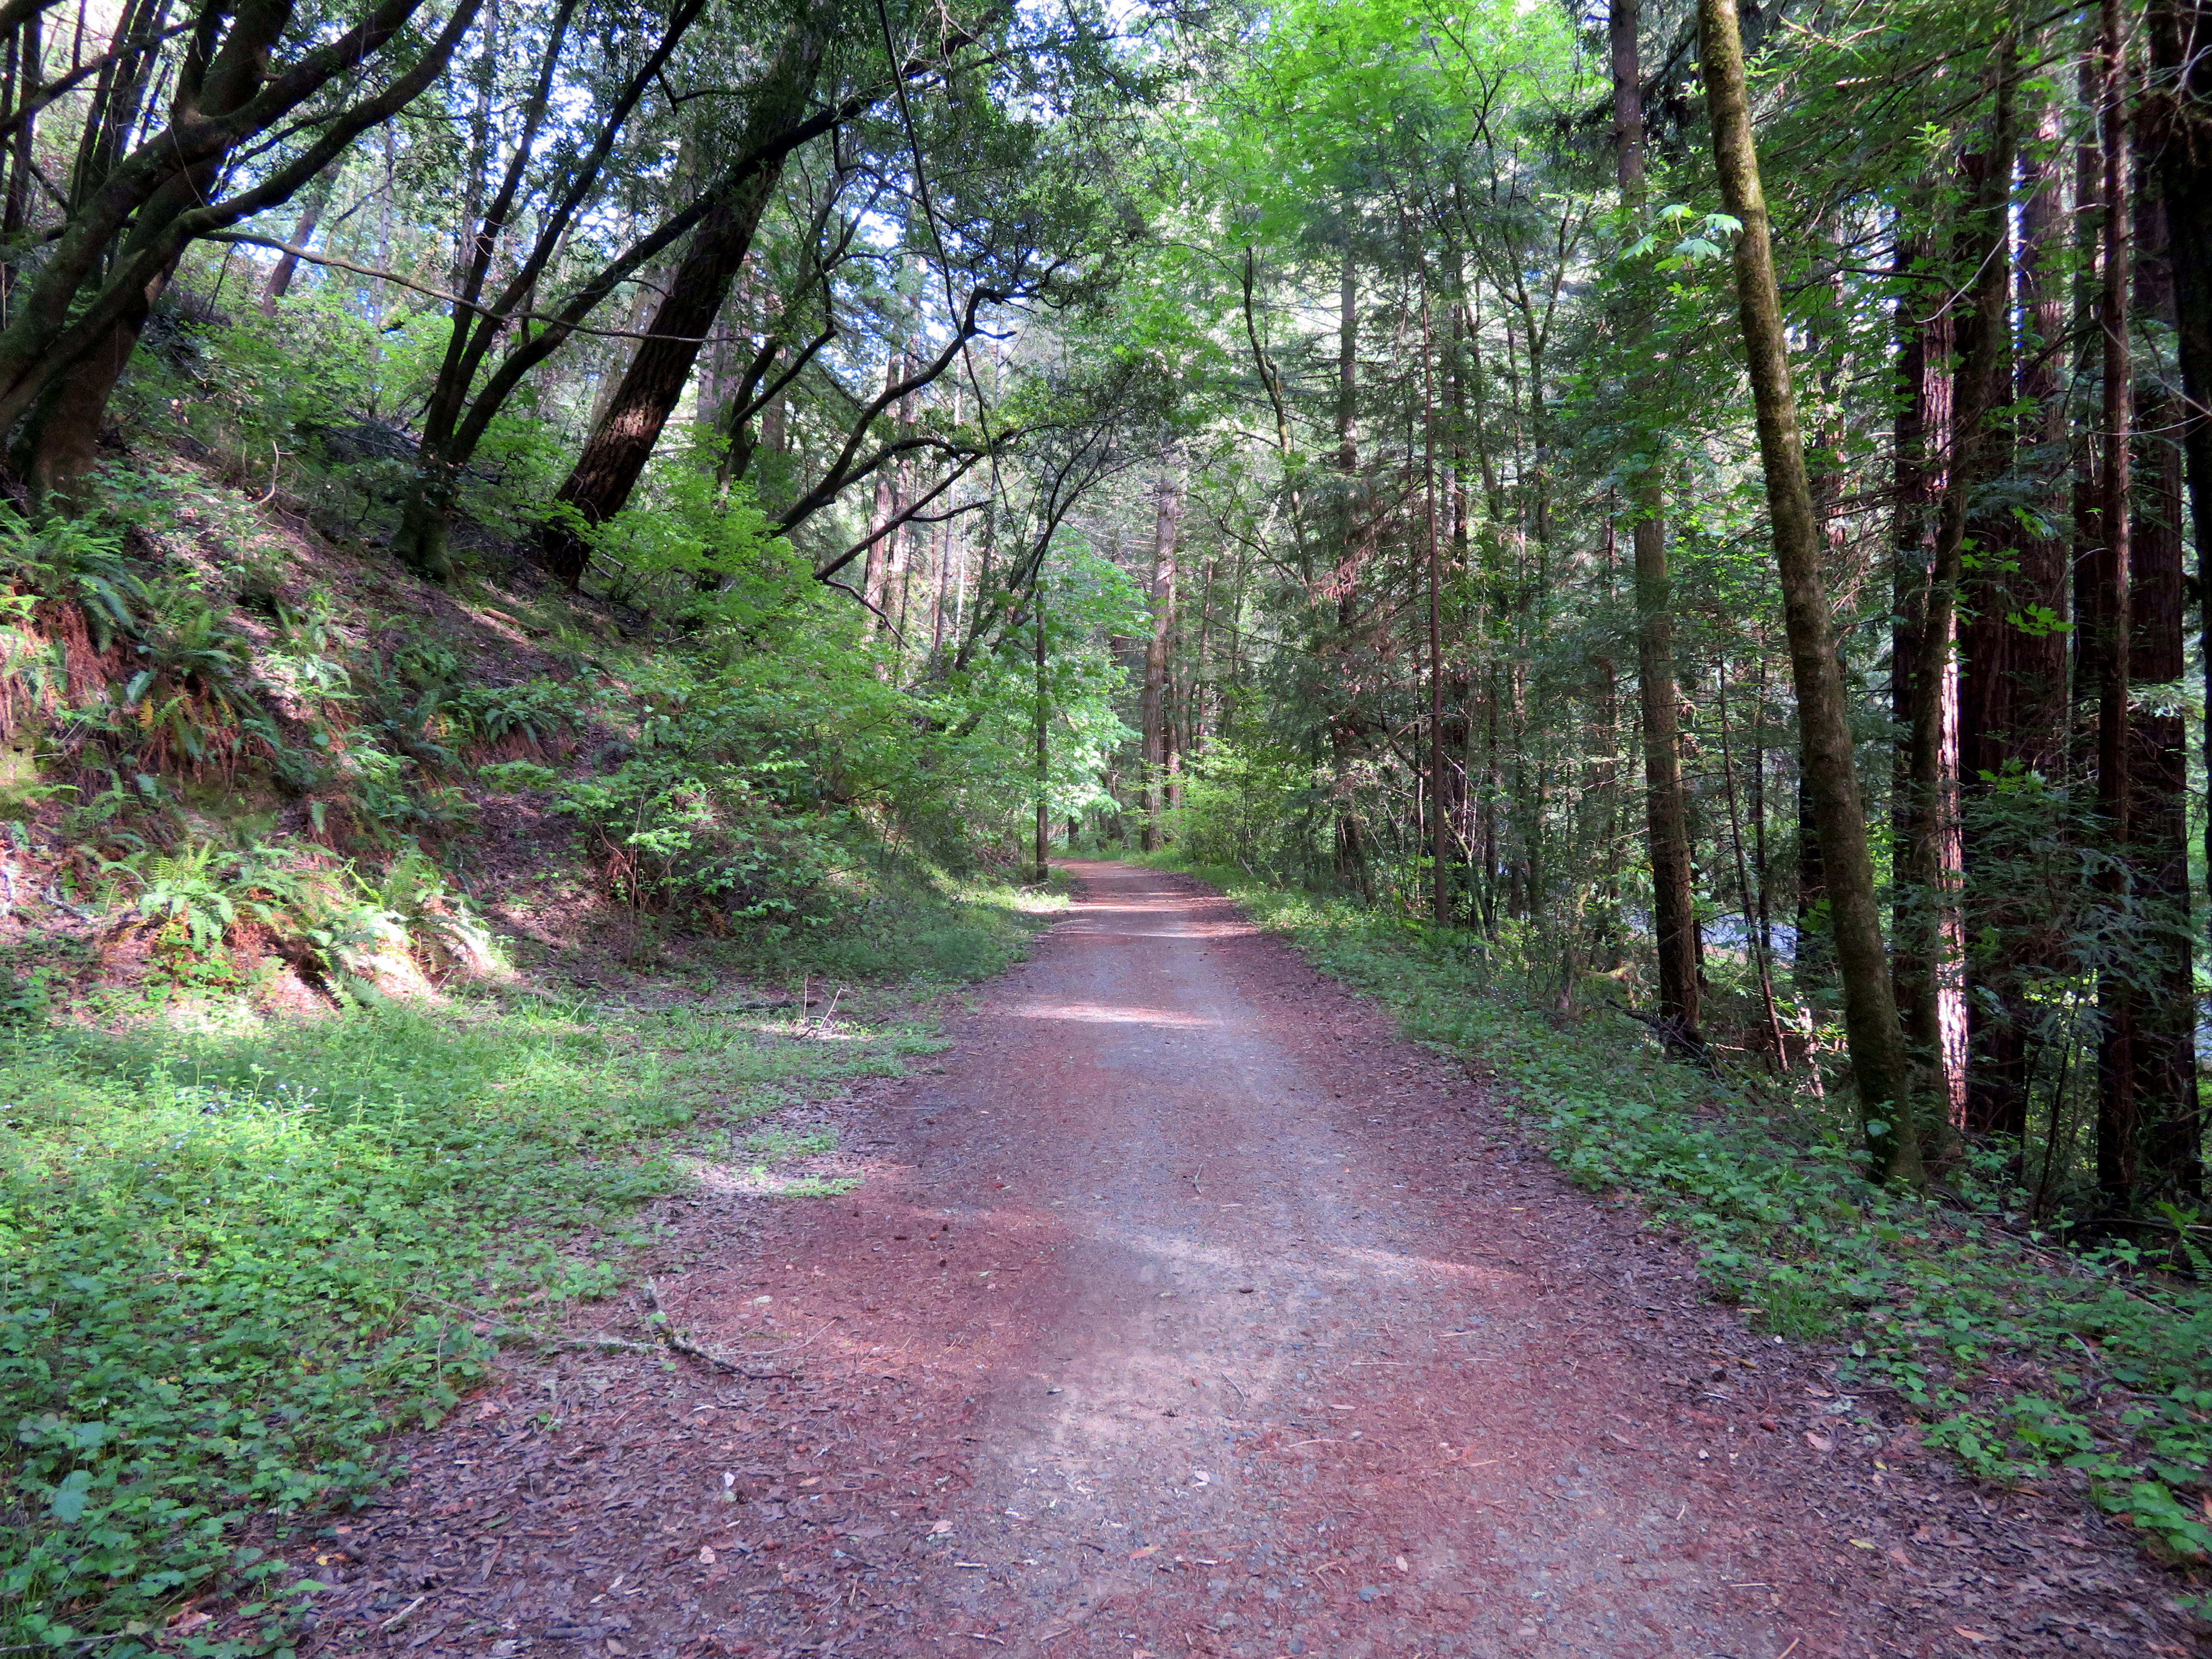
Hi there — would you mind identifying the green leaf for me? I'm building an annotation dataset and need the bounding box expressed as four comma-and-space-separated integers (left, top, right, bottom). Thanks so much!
51, 1468, 93, 1522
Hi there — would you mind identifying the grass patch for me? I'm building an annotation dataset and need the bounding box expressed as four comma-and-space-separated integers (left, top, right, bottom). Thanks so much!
741, 1126, 840, 1158
0, 872, 1059, 1651
753, 864, 1070, 983
748, 1175, 861, 1199
1133, 854, 2212, 1603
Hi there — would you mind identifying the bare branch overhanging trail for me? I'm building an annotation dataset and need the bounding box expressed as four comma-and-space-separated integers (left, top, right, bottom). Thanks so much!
303, 865, 2184, 1659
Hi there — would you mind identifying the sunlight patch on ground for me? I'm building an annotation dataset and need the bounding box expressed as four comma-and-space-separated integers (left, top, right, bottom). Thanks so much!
1002, 1001, 1217, 1027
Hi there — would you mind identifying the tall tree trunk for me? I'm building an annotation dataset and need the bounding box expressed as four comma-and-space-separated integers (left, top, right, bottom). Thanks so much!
2075, 36, 2110, 767
2147, 0, 2212, 1199
1800, 216, 1851, 1007
2093, 0, 2143, 1208
538, 6, 831, 587
1700, 0, 1921, 1184
1794, 769, 1826, 992
1963, 94, 2072, 1143
928, 386, 962, 662
1141, 462, 1182, 853
1328, 236, 1368, 894
1888, 212, 1947, 1059
1910, 40, 2015, 1145
2120, 137, 2205, 1201
1034, 578, 1049, 884
1614, 0, 1701, 1054
1423, 274, 1449, 924
859, 352, 903, 636
1444, 257, 1476, 921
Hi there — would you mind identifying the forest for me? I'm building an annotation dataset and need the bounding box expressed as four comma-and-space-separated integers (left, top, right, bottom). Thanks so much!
0, 0, 2210, 1643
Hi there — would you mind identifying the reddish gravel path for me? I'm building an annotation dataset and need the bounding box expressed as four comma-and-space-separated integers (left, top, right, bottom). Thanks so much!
300, 862, 2199, 1659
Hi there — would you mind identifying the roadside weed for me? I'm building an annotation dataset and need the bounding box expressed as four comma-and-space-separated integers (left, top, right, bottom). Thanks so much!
0, 873, 1058, 1649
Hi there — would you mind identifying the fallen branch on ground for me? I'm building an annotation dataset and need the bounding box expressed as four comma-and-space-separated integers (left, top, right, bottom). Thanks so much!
642, 1279, 812, 1377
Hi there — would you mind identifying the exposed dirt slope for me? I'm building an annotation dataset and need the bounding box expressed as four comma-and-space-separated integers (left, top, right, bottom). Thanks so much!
292, 863, 2200, 1659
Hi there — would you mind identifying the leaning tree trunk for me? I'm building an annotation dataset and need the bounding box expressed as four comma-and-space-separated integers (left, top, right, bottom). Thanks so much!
0, 0, 481, 497
539, 5, 831, 587
259, 169, 336, 313
1699, 0, 1921, 1185
11, 0, 298, 497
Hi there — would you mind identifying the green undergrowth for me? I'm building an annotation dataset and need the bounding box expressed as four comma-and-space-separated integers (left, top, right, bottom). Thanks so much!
0, 873, 1059, 1653
1132, 854, 2212, 1605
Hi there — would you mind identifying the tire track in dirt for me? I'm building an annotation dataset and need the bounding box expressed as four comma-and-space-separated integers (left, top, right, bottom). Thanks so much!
296, 861, 2198, 1659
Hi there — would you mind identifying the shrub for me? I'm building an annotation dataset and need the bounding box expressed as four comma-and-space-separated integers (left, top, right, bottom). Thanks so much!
557, 754, 843, 930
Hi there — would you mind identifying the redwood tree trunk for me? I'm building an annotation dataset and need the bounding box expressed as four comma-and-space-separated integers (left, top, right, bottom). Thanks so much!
1962, 97, 2070, 1144
2092, 0, 2140, 1207
1887, 214, 1947, 1086
539, 7, 831, 587
2148, 0, 2212, 1199
859, 355, 903, 634
1911, 49, 2014, 1144
2119, 149, 2204, 1202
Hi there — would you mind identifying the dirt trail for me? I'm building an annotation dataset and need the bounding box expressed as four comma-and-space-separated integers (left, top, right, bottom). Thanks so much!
302, 863, 2198, 1659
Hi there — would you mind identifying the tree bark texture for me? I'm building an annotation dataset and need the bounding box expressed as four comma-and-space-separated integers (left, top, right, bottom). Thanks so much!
2146, 0, 2212, 1199
2116, 145, 2204, 1202
1613, 0, 1701, 1054
539, 5, 832, 587
1889, 217, 1944, 1040
2092, 0, 2146, 1208
1699, 0, 1921, 1183
1907, 48, 2013, 1142
860, 352, 905, 635
1422, 282, 1449, 925
259, 168, 335, 313
15, 0, 303, 492
1961, 97, 2072, 1143
2, 0, 481, 491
